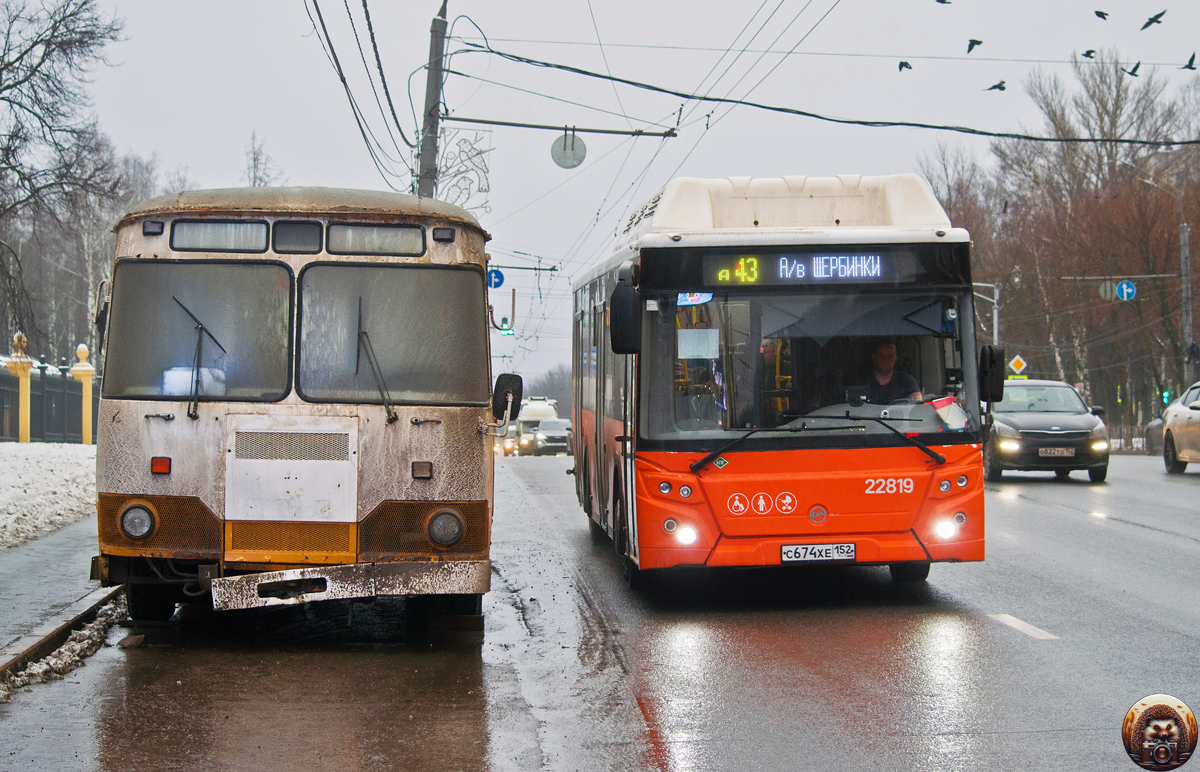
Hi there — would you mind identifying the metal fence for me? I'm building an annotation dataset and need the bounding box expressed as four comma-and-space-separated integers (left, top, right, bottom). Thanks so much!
0, 368, 99, 443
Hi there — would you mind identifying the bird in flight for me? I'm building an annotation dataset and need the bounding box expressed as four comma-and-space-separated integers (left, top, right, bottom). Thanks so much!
1141, 10, 1165, 30
1183, 53, 1197, 70
899, 61, 912, 72
1122, 61, 1141, 77
986, 80, 1006, 91
1082, 50, 1097, 58
967, 39, 983, 54
1094, 10, 1108, 19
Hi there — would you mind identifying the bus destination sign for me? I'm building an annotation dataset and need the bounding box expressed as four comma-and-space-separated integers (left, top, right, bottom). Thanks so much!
702, 252, 908, 286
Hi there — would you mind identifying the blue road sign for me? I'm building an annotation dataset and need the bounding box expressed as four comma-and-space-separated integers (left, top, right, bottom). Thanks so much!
1116, 280, 1136, 301
487, 269, 504, 289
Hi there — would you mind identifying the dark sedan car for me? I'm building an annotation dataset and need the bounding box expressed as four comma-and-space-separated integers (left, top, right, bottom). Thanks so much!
984, 379, 1109, 482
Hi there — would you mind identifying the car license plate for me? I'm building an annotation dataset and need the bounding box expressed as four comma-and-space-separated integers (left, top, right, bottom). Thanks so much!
1038, 447, 1075, 457
781, 543, 856, 563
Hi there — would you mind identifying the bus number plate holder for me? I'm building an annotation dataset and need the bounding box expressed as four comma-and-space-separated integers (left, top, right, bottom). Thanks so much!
781, 543, 856, 563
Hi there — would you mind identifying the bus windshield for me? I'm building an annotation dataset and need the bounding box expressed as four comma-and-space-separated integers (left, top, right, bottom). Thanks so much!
297, 264, 489, 405
102, 260, 292, 401
639, 291, 977, 441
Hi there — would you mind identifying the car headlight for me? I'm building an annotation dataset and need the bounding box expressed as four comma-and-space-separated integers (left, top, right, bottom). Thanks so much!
537, 433, 547, 440
1089, 423, 1107, 439
993, 420, 1019, 438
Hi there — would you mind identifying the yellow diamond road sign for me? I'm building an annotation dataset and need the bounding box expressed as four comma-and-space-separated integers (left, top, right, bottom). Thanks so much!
1009, 354, 1027, 374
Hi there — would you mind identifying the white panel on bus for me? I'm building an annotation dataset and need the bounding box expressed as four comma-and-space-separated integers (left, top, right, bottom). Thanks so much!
224, 415, 358, 523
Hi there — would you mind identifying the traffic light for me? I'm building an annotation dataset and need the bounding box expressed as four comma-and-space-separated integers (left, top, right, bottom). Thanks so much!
1163, 391, 1170, 405
500, 328, 514, 336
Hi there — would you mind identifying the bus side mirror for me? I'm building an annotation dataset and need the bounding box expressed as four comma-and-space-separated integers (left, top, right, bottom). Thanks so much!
978, 345, 1005, 403
492, 374, 523, 422
94, 280, 109, 353
610, 280, 641, 355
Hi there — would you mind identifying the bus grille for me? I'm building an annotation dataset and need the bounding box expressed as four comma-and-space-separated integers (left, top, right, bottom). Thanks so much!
98, 494, 222, 558
359, 501, 489, 559
229, 521, 353, 552
234, 431, 350, 461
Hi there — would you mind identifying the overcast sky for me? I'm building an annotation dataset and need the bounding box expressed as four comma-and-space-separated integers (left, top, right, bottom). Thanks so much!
91, 0, 1199, 378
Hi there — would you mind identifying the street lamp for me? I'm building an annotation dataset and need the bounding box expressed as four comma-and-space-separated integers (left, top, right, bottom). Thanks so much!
972, 283, 1000, 346
1138, 171, 1193, 385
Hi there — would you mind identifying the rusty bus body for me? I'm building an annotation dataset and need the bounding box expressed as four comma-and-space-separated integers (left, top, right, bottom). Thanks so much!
91, 187, 521, 621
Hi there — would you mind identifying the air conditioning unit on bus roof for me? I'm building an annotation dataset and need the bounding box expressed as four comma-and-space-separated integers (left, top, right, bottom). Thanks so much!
646, 174, 952, 231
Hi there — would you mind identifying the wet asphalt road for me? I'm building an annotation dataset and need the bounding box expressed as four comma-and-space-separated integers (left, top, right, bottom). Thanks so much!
1, 454, 1199, 771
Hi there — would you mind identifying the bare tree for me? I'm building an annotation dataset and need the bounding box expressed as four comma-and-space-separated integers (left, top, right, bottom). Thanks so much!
0, 0, 122, 348
244, 131, 284, 187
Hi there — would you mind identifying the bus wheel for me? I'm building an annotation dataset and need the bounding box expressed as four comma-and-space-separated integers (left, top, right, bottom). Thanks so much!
889, 562, 930, 583
126, 583, 178, 622
588, 517, 605, 546
613, 495, 628, 558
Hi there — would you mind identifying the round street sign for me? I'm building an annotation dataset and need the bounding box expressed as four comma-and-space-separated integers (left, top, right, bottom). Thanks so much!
1116, 280, 1136, 301
1098, 281, 1117, 301
487, 269, 504, 289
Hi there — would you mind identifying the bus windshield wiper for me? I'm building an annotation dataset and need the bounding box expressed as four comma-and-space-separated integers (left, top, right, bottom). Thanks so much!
689, 423, 862, 473
810, 412, 947, 465
356, 297, 398, 424
173, 297, 226, 420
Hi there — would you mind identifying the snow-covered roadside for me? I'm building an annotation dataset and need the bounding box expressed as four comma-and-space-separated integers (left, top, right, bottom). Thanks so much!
0, 595, 125, 704
0, 443, 96, 550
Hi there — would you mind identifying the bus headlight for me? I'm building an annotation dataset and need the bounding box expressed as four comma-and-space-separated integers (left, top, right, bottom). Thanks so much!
676, 526, 698, 545
427, 508, 464, 546
935, 520, 958, 539
120, 505, 155, 540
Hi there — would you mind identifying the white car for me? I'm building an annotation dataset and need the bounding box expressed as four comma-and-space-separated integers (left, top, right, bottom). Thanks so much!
1162, 381, 1200, 473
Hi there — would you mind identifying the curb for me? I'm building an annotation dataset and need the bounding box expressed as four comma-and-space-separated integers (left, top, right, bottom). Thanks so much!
0, 585, 124, 679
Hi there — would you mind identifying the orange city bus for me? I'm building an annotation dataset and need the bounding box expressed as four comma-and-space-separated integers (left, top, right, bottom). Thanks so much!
571, 175, 1004, 585
90, 187, 522, 622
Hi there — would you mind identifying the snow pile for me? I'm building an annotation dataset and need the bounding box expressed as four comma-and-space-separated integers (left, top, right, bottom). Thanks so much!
0, 594, 126, 703
0, 442, 96, 550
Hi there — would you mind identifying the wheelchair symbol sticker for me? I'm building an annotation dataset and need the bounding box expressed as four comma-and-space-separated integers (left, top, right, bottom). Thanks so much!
727, 493, 749, 515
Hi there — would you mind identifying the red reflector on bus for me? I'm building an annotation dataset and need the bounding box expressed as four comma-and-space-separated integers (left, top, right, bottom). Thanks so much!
150, 457, 171, 475
906, 432, 920, 438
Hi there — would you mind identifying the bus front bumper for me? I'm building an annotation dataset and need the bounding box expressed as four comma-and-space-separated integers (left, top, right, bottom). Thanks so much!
209, 559, 491, 611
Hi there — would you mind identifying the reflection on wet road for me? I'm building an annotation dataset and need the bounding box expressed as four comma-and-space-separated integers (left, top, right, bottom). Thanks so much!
2, 455, 1199, 770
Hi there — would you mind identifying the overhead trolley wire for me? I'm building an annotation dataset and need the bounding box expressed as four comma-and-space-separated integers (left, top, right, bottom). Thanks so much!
360, 0, 417, 148
342, 0, 415, 162
307, 0, 410, 189
458, 42, 1200, 147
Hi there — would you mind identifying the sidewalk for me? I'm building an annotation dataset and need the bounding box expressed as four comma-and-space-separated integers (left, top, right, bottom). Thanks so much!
0, 515, 101, 650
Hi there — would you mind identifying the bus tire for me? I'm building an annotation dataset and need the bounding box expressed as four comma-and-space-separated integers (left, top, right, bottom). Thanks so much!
588, 517, 605, 546
889, 562, 930, 583
126, 583, 177, 622
1165, 435, 1187, 474
613, 488, 628, 558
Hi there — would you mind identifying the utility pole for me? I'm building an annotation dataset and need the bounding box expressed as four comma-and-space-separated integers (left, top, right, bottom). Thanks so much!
1139, 172, 1194, 385
416, 1, 448, 198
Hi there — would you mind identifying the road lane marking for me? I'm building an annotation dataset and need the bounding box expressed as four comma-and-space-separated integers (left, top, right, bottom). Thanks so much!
988, 614, 1059, 640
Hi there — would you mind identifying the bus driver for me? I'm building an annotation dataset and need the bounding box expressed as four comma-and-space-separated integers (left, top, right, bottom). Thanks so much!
865, 340, 921, 404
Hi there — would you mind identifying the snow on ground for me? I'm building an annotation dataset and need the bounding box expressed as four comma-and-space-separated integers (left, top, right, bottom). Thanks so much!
0, 443, 96, 550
